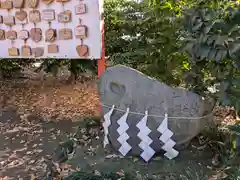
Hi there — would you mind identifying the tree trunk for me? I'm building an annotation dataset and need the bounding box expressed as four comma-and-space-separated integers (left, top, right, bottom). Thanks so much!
67, 60, 78, 84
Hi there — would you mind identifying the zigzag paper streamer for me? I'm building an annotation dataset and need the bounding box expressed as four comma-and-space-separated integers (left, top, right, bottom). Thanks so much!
136, 111, 155, 162
157, 113, 179, 159
117, 108, 132, 156
103, 105, 115, 148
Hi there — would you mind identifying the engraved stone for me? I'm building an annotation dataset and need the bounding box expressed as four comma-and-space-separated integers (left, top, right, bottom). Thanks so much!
98, 65, 215, 155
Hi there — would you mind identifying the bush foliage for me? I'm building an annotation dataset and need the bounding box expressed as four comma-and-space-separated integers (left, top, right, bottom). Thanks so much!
0, 0, 239, 112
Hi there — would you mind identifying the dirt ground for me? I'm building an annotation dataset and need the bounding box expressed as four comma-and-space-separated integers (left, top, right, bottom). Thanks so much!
0, 79, 235, 179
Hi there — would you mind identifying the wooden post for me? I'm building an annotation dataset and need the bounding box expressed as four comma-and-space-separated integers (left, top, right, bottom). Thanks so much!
98, 0, 105, 78
98, 22, 105, 78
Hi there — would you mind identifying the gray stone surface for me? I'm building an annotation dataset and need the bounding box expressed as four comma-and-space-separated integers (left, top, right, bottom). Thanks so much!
98, 65, 214, 155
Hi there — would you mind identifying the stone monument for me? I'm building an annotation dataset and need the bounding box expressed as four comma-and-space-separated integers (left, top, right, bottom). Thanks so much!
98, 65, 214, 161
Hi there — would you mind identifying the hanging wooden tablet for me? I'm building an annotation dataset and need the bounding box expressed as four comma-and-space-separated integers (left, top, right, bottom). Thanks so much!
29, 10, 41, 23
32, 47, 44, 57
42, 9, 55, 22
6, 30, 17, 40
75, 25, 87, 39
58, 10, 71, 23
76, 45, 88, 57
3, 16, 15, 26
8, 48, 19, 56
59, 28, 72, 40
48, 44, 58, 53
0, 29, 5, 40
42, 0, 54, 4
21, 46, 32, 57
56, 0, 70, 2
18, 30, 29, 40
13, 0, 24, 8
75, 3, 86, 15
30, 28, 42, 42
28, 0, 39, 8
0, 16, 2, 24
1, 0, 13, 9
15, 10, 28, 24
45, 28, 56, 42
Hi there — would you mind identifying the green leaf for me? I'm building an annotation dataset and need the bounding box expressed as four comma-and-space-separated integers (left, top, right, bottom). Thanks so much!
192, 22, 203, 31
200, 46, 211, 60
215, 50, 222, 62
208, 48, 217, 59
229, 43, 240, 57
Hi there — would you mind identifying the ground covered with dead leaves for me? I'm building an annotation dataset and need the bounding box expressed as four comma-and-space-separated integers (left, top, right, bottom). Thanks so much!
0, 78, 237, 180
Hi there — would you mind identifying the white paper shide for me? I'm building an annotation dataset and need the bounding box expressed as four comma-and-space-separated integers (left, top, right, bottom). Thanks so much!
157, 113, 179, 159
136, 111, 155, 162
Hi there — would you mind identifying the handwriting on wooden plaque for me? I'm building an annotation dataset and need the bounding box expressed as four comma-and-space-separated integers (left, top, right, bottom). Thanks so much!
45, 28, 56, 42
15, 10, 28, 24
58, 10, 71, 23
59, 28, 72, 40
30, 28, 42, 42
28, 0, 39, 8
76, 45, 89, 57
21, 46, 32, 57
32, 47, 44, 57
48, 44, 58, 53
3, 16, 15, 26
42, 9, 55, 21
0, 29, 5, 40
1, 0, 13, 9
75, 3, 87, 15
6, 30, 17, 40
18, 30, 29, 40
29, 10, 41, 23
75, 25, 87, 39
13, 0, 24, 8
8, 48, 19, 56
42, 0, 54, 4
